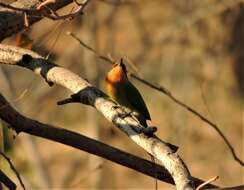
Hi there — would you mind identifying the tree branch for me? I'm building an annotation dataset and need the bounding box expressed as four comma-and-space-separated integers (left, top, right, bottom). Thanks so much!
0, 44, 194, 190
0, 170, 16, 190
0, 0, 90, 21
0, 93, 218, 189
66, 32, 244, 167
0, 0, 90, 41
0, 0, 242, 167
0, 152, 25, 190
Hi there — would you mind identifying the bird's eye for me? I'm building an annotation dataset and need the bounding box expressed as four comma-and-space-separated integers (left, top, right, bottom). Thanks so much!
112, 63, 118, 68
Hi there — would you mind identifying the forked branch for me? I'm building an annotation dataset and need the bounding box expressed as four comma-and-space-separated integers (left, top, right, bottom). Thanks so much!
0, 44, 195, 190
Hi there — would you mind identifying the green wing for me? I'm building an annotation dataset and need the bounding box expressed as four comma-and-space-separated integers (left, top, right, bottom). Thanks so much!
123, 82, 151, 120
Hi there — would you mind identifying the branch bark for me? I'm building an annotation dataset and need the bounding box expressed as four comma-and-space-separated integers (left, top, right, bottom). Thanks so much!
0, 93, 218, 189
0, 0, 79, 41
0, 44, 194, 190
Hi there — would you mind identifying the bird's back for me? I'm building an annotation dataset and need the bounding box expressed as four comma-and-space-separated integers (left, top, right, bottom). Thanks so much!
122, 81, 151, 121
107, 80, 151, 122
105, 61, 151, 127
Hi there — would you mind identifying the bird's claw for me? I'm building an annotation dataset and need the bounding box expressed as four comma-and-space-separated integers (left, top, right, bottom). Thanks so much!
118, 112, 133, 119
112, 105, 132, 119
130, 126, 157, 136
130, 126, 144, 133
165, 142, 179, 153
141, 126, 157, 136
112, 105, 120, 109
112, 105, 157, 136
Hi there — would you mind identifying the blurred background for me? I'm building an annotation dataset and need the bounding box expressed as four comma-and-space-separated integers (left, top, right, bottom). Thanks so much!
0, 0, 243, 189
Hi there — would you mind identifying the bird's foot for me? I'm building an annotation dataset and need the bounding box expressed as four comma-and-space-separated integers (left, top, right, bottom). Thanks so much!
165, 142, 179, 153
118, 111, 133, 119
130, 126, 144, 133
112, 105, 157, 136
130, 126, 157, 136
112, 105, 120, 109
112, 105, 132, 119
141, 126, 157, 136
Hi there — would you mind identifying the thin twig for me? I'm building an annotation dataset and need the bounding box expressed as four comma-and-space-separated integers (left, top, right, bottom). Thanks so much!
0, 89, 28, 111
200, 84, 244, 167
67, 32, 244, 167
69, 163, 103, 188
66, 31, 114, 64
0, 152, 26, 190
46, 20, 66, 59
36, 0, 57, 10
73, 0, 85, 6
0, 0, 91, 21
196, 176, 219, 190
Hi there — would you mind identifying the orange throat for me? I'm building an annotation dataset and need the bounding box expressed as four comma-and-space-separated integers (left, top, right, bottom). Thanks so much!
106, 66, 127, 84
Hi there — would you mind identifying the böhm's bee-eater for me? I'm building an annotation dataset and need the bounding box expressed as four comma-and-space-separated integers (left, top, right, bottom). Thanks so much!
105, 59, 156, 135
105, 60, 181, 189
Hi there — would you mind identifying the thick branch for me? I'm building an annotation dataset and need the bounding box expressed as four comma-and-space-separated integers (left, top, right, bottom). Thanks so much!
0, 44, 194, 190
0, 93, 218, 189
0, 0, 82, 41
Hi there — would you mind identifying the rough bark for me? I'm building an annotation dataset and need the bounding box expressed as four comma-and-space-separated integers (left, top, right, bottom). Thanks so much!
0, 0, 74, 41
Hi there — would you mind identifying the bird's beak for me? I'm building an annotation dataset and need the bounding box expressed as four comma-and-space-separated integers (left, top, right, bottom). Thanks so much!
119, 58, 123, 66
118, 58, 127, 74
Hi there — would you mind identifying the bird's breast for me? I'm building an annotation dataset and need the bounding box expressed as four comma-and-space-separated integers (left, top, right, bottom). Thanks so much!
106, 82, 116, 99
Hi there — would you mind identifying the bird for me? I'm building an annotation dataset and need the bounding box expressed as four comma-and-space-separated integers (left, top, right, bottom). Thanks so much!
106, 59, 159, 189
105, 59, 156, 135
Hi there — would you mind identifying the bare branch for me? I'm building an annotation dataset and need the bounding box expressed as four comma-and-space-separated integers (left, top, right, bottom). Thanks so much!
196, 176, 219, 190
0, 152, 26, 190
36, 0, 57, 9
66, 32, 244, 167
0, 0, 90, 21
0, 93, 218, 189
0, 44, 194, 190
0, 0, 88, 41
66, 31, 114, 63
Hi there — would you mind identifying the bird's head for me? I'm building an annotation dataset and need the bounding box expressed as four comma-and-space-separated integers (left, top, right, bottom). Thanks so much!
106, 59, 128, 84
